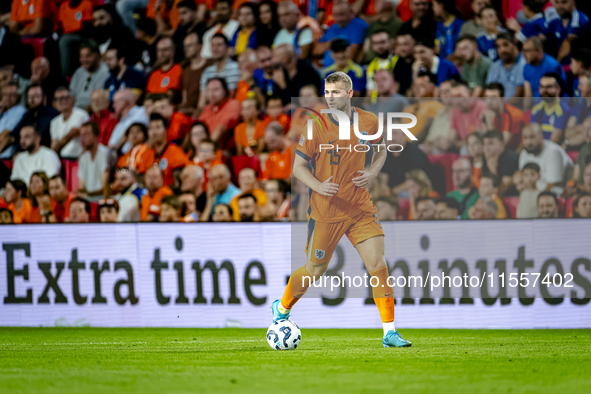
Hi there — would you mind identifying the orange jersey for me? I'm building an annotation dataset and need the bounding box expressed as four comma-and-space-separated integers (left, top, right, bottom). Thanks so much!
147, 144, 190, 186
11, 0, 56, 30
296, 107, 380, 223
235, 80, 250, 101
8, 199, 35, 224
146, 64, 182, 93
264, 114, 290, 134
167, 111, 192, 142
59, 0, 93, 34
265, 143, 293, 181
118, 144, 154, 174
141, 186, 174, 220
235, 120, 265, 148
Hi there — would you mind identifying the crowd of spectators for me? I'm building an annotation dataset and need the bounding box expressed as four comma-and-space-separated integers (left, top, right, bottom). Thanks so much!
1, 0, 591, 224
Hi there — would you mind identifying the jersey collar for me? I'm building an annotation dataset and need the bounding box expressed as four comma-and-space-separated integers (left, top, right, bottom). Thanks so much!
328, 108, 356, 126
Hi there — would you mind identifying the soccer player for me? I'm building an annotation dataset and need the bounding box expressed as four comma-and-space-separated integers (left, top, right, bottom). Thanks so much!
271, 72, 412, 348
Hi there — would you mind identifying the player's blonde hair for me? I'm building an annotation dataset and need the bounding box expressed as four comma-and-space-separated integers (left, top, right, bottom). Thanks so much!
325, 72, 352, 92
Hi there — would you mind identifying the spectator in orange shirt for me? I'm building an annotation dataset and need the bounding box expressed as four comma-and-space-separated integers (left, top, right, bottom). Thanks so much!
263, 95, 290, 133
4, 180, 35, 224
68, 197, 92, 223
117, 123, 151, 171
235, 97, 266, 156
58, 0, 94, 76
184, 121, 210, 162
482, 82, 527, 151
147, 113, 190, 187
141, 165, 174, 221
150, 93, 192, 143
48, 174, 77, 223
229, 167, 268, 221
199, 77, 242, 151
263, 121, 292, 181
9, 0, 56, 37
146, 37, 183, 97
90, 89, 119, 146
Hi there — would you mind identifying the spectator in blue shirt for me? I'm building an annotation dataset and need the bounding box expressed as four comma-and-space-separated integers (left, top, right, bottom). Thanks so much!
523, 37, 567, 98
531, 73, 578, 142
104, 44, 146, 103
322, 39, 366, 97
413, 37, 459, 86
476, 6, 507, 61
485, 33, 526, 101
571, 49, 591, 97
513, 0, 549, 44
317, 1, 368, 67
546, 0, 590, 64
433, 0, 464, 59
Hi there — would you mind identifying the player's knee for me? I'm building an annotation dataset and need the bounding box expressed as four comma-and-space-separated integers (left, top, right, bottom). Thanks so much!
306, 260, 329, 277
365, 257, 387, 273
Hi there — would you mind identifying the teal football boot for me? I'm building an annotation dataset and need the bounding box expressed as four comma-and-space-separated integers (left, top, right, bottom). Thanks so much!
383, 330, 412, 348
271, 300, 291, 322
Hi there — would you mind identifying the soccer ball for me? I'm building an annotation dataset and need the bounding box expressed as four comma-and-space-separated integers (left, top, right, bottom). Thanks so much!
266, 319, 301, 350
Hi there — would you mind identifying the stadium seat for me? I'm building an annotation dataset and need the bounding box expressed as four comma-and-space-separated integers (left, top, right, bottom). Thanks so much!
428, 153, 459, 194
567, 151, 579, 163
90, 202, 99, 222
22, 38, 45, 59
503, 196, 519, 219
231, 155, 264, 183
61, 159, 79, 192
2, 160, 12, 171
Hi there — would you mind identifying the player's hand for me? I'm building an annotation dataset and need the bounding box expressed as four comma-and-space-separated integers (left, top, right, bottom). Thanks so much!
315, 176, 339, 196
352, 170, 376, 189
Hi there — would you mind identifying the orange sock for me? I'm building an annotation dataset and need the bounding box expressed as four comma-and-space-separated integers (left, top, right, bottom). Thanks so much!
280, 266, 315, 309
370, 267, 394, 323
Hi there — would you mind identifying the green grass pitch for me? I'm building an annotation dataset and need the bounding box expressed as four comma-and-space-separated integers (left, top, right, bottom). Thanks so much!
1, 328, 590, 393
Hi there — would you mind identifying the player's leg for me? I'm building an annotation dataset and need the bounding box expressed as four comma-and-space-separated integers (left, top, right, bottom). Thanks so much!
272, 219, 342, 321
348, 213, 411, 347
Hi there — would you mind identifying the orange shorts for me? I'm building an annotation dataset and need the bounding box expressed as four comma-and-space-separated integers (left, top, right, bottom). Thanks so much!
305, 210, 384, 264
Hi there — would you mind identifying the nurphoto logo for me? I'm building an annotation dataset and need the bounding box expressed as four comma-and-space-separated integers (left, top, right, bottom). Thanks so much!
303, 108, 418, 153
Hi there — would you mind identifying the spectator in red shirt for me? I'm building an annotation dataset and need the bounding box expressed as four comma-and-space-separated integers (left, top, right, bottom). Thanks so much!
199, 77, 241, 151
58, 0, 94, 76
90, 89, 119, 146
150, 93, 193, 143
146, 37, 183, 97
449, 79, 487, 147
48, 174, 76, 223
9, 0, 56, 37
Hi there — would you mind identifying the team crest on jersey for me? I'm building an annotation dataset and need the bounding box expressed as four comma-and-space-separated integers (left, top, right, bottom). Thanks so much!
315, 249, 325, 260
75, 11, 82, 21
299, 134, 305, 146
358, 131, 368, 145
159, 158, 168, 170
161, 76, 170, 88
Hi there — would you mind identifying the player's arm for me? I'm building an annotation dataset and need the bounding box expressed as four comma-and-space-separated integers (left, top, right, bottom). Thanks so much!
293, 153, 338, 196
352, 142, 387, 188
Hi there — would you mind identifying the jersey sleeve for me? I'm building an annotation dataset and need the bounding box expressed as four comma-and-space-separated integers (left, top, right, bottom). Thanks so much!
295, 123, 319, 162
567, 12, 589, 37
